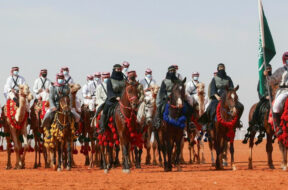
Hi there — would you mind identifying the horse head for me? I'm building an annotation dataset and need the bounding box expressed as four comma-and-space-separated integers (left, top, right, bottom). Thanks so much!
123, 81, 140, 110
170, 77, 186, 109
143, 91, 156, 125
223, 85, 239, 117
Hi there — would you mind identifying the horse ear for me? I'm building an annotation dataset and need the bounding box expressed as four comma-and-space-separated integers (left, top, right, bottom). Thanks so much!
234, 85, 239, 91
182, 77, 186, 84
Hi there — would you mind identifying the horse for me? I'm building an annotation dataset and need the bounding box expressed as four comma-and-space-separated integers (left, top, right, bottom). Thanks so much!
157, 78, 187, 172
210, 85, 240, 170
45, 96, 75, 171
2, 84, 33, 169
30, 91, 50, 168
243, 84, 278, 169
137, 85, 158, 165
112, 81, 141, 173
80, 104, 96, 168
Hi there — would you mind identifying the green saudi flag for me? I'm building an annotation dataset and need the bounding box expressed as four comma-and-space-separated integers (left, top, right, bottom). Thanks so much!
258, 0, 276, 97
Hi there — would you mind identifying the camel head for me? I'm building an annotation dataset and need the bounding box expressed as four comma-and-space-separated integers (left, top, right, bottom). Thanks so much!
150, 84, 160, 98
18, 84, 33, 99
196, 83, 205, 96
69, 83, 81, 94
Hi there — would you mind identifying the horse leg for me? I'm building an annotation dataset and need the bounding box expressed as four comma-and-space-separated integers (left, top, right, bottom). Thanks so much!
200, 139, 206, 164
34, 137, 38, 168
166, 139, 173, 172
122, 143, 130, 173
248, 131, 256, 169
266, 133, 274, 169
152, 140, 158, 165
89, 134, 95, 169
84, 141, 90, 166
114, 145, 120, 167
180, 137, 185, 164
38, 140, 42, 167
188, 140, 192, 164
222, 141, 228, 167
230, 142, 236, 170
175, 137, 182, 171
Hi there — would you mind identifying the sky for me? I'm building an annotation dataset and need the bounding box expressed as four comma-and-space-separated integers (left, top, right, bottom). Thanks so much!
0, 0, 287, 136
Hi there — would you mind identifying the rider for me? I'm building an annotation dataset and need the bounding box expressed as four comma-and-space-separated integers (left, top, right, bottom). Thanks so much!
270, 52, 288, 136
33, 69, 52, 100
94, 72, 102, 86
95, 72, 110, 111
122, 61, 130, 80
41, 73, 71, 139
173, 64, 183, 80
98, 64, 126, 133
154, 65, 180, 129
186, 72, 200, 106
82, 75, 97, 113
61, 67, 74, 85
127, 70, 144, 103
4, 67, 26, 106
201, 63, 244, 128
140, 68, 157, 91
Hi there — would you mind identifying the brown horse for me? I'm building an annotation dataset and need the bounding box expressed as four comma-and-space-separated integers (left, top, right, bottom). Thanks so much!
210, 85, 240, 170
113, 81, 140, 173
45, 96, 75, 171
244, 84, 278, 169
157, 78, 186, 172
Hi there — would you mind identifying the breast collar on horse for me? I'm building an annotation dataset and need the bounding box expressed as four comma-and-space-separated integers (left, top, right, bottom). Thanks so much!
40, 77, 47, 90
118, 86, 138, 119
12, 76, 19, 89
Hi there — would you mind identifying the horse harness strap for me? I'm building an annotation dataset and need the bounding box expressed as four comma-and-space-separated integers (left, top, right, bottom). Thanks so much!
12, 76, 19, 89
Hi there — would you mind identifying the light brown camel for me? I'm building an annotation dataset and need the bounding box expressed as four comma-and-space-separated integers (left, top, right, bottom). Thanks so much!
3, 84, 33, 169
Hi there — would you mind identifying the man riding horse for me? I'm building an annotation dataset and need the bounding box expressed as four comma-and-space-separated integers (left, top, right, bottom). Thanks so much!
98, 64, 126, 134
154, 65, 182, 129
267, 52, 288, 136
200, 63, 244, 129
41, 73, 79, 140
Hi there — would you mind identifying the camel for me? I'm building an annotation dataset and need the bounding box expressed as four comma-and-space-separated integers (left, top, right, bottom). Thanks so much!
3, 84, 33, 169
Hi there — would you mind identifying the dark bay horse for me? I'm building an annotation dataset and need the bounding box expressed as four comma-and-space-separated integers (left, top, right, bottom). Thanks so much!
114, 81, 141, 173
210, 85, 240, 170
45, 96, 75, 171
157, 78, 187, 172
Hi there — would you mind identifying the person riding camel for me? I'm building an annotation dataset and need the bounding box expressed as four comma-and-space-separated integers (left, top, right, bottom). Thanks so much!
200, 63, 244, 129
98, 64, 126, 134
82, 75, 97, 113
94, 72, 102, 86
154, 65, 181, 129
3, 67, 26, 106
95, 72, 110, 112
270, 52, 288, 136
122, 61, 130, 80
33, 69, 52, 100
140, 68, 157, 91
127, 70, 144, 103
61, 67, 74, 85
41, 73, 79, 140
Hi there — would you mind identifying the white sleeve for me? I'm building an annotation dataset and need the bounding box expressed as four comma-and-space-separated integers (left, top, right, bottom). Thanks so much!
82, 84, 88, 97
4, 77, 12, 93
185, 81, 193, 95
33, 79, 39, 94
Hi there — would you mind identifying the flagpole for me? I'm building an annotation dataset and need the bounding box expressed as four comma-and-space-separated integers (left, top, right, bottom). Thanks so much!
259, 0, 276, 133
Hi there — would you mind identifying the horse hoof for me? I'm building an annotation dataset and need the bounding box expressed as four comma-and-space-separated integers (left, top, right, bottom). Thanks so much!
177, 166, 182, 172
57, 168, 62, 172
104, 169, 109, 174
122, 169, 130, 174
6, 165, 12, 170
223, 162, 228, 167
201, 159, 206, 164
34, 164, 38, 169
211, 163, 216, 167
66, 167, 71, 171
152, 161, 157, 166
269, 164, 275, 169
282, 166, 287, 171
232, 165, 237, 171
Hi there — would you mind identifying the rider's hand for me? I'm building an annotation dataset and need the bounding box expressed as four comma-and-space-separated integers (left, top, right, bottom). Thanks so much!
85, 96, 92, 99
10, 89, 16, 94
38, 89, 43, 94
263, 70, 268, 76
215, 94, 221, 101
46, 89, 49, 93
116, 97, 120, 101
